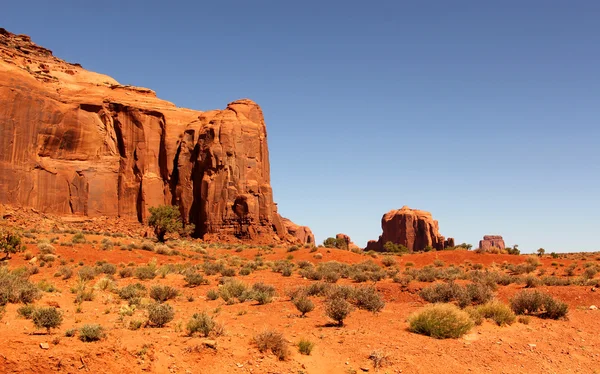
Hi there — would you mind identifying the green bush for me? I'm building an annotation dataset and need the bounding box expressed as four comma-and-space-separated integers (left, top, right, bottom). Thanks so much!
32, 307, 63, 333
79, 324, 105, 342
148, 205, 192, 242
408, 303, 473, 339
476, 301, 516, 326
324, 296, 353, 326
297, 338, 315, 355
510, 290, 568, 320
253, 330, 289, 361
147, 302, 174, 327
149, 285, 178, 303
186, 311, 215, 337
0, 229, 24, 259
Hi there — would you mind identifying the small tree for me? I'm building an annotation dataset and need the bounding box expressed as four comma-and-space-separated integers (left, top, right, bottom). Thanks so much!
323, 237, 337, 248
537, 248, 545, 257
0, 228, 24, 259
148, 205, 186, 242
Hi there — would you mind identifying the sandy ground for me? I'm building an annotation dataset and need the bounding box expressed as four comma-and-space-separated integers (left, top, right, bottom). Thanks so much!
1, 234, 599, 374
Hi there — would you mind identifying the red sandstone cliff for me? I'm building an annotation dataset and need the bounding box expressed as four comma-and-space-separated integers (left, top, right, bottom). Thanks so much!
0, 28, 309, 242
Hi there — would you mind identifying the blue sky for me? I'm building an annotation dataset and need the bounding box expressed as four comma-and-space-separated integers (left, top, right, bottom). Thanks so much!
2, 1, 599, 252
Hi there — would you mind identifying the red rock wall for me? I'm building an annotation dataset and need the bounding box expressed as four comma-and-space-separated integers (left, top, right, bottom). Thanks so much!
0, 29, 308, 242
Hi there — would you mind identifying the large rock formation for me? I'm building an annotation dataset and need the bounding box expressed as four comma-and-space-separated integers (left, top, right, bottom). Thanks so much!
478, 235, 506, 252
0, 28, 309, 242
366, 206, 453, 252
281, 218, 315, 245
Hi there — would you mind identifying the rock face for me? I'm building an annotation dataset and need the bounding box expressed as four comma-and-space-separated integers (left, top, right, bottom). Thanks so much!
366, 206, 453, 252
0, 29, 309, 242
281, 218, 315, 245
336, 233, 359, 250
478, 235, 505, 252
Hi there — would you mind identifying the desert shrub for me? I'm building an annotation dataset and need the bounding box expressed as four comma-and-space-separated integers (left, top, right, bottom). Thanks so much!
297, 338, 315, 355
415, 267, 438, 282
419, 282, 459, 304
219, 279, 248, 303
541, 276, 571, 286
352, 286, 385, 313
583, 267, 598, 279
220, 267, 237, 277
186, 311, 215, 337
79, 324, 105, 342
0, 268, 41, 305
129, 320, 143, 330
57, 266, 73, 280
149, 285, 179, 303
464, 306, 483, 326
206, 289, 219, 300
292, 296, 314, 317
518, 315, 531, 324
17, 304, 36, 319
119, 267, 133, 278
433, 259, 445, 267
305, 282, 331, 297
135, 265, 157, 280
382, 241, 409, 254
0, 229, 24, 259
71, 233, 86, 244
381, 256, 396, 267
32, 307, 63, 333
252, 282, 276, 305
118, 283, 147, 302
510, 290, 568, 319
98, 263, 117, 275
140, 242, 155, 251
464, 282, 494, 306
324, 296, 353, 326
65, 328, 77, 337
476, 301, 516, 326
408, 303, 473, 339
183, 271, 208, 287
94, 277, 115, 291
147, 302, 175, 327
253, 330, 289, 360
78, 266, 96, 281
524, 275, 541, 288
369, 350, 391, 369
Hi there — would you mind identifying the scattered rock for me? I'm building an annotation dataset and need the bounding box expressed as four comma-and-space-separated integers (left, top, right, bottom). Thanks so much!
39, 342, 49, 349
590, 305, 598, 310
202, 340, 218, 349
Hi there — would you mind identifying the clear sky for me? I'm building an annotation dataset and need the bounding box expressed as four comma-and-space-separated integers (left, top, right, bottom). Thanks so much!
2, 1, 599, 253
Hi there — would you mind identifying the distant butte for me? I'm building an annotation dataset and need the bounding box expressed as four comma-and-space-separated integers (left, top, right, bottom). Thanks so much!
366, 206, 454, 251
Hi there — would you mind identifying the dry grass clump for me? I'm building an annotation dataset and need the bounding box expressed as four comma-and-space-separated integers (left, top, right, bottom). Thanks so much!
147, 302, 175, 327
476, 301, 516, 326
408, 303, 473, 339
253, 330, 289, 360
